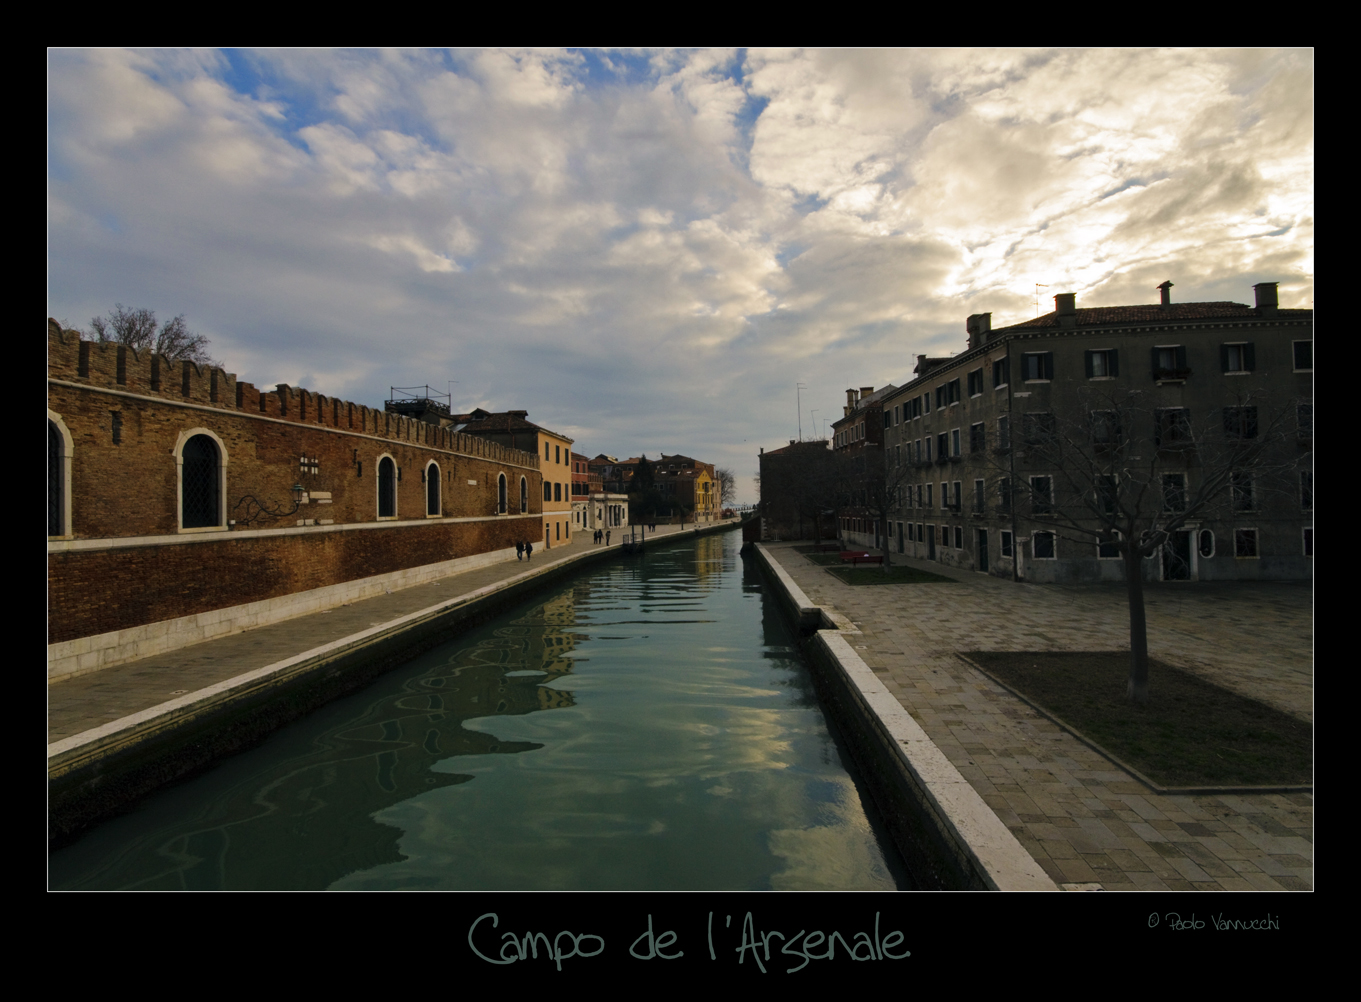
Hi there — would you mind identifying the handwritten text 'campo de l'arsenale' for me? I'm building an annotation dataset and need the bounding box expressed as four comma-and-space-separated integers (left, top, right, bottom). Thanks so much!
1148, 913, 1280, 931
709, 911, 910, 973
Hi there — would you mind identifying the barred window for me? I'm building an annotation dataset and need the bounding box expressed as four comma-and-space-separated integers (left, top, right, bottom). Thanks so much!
970, 423, 986, 453
181, 434, 221, 528
521, 477, 528, 513
1030, 476, 1053, 516
1223, 406, 1259, 440
1022, 412, 1056, 449
499, 474, 508, 514
1090, 410, 1121, 446
1162, 473, 1187, 513
1155, 408, 1192, 446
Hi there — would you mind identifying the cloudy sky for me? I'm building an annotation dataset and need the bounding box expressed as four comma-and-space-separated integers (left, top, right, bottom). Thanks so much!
48, 49, 1313, 502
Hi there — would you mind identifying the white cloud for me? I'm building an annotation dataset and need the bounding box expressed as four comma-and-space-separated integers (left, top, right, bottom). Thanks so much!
48, 48, 1313, 503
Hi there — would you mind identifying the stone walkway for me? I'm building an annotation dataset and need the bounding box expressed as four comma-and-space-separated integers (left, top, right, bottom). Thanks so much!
762, 542, 1313, 891
49, 520, 716, 745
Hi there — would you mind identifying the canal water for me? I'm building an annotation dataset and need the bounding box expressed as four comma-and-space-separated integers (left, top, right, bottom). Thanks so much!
50, 531, 912, 890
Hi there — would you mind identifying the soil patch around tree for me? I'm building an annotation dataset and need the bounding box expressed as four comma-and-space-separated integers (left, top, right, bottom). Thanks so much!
961, 651, 1312, 789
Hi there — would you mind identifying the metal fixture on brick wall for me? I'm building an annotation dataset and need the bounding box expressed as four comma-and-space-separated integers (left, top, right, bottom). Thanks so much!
230, 483, 306, 527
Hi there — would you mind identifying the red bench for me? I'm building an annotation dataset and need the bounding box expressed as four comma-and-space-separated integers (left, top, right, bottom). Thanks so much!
839, 551, 883, 566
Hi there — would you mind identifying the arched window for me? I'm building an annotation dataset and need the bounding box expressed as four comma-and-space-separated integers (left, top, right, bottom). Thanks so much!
498, 473, 508, 514
48, 417, 71, 537
520, 477, 528, 513
378, 456, 396, 518
181, 434, 221, 528
426, 462, 441, 516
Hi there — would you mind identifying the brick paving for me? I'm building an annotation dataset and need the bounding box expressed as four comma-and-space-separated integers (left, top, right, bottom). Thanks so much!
48, 521, 710, 744
762, 542, 1313, 891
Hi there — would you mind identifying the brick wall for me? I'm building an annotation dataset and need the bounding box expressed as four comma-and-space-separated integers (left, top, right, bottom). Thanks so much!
49, 321, 547, 642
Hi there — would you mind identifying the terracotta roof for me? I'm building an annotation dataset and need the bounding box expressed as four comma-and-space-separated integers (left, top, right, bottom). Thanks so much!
461, 411, 572, 442
999, 303, 1311, 331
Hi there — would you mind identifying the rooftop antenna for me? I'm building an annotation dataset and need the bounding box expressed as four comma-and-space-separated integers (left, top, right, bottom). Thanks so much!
810, 409, 819, 441
1034, 283, 1049, 317
796, 382, 807, 441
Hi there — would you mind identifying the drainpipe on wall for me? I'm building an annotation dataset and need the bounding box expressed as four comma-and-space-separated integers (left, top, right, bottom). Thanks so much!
1008, 338, 1019, 583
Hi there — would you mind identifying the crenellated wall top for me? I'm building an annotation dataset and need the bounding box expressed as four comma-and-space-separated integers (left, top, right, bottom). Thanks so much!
47, 319, 541, 470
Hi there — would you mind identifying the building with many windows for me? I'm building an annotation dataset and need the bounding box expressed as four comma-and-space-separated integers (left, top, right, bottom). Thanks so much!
831, 384, 896, 549
458, 410, 574, 549
875, 281, 1312, 581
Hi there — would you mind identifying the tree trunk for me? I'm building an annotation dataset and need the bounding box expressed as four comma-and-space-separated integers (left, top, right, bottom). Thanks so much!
1124, 546, 1150, 703
881, 515, 892, 571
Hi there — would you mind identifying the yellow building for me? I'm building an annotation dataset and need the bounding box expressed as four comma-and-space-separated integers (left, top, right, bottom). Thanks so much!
656, 454, 720, 521
458, 409, 575, 549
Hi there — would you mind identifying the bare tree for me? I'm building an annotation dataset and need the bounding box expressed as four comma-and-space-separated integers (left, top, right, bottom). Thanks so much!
852, 445, 920, 571
997, 386, 1305, 702
715, 467, 737, 509
86, 304, 221, 367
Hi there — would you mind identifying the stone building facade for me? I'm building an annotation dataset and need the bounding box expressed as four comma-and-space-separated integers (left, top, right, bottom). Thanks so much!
456, 409, 574, 549
831, 384, 896, 550
48, 320, 544, 679
876, 282, 1313, 582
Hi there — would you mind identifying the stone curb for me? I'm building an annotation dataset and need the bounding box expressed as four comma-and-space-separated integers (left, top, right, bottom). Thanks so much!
752, 543, 1058, 892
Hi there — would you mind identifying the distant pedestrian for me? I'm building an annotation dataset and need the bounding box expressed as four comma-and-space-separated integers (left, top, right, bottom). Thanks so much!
606, 530, 611, 545
516, 541, 525, 561
525, 540, 533, 560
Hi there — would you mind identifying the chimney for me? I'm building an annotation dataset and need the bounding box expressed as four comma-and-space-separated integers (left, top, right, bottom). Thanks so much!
1054, 292, 1076, 328
966, 312, 992, 350
846, 388, 859, 412
859, 386, 874, 399
1158, 280, 1173, 306
1253, 282, 1279, 313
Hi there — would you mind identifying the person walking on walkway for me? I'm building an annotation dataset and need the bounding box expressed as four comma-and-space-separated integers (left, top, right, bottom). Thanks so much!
606, 529, 611, 545
525, 540, 533, 560
516, 541, 524, 561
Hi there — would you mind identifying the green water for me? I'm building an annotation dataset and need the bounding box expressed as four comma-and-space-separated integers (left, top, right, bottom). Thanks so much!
50, 532, 911, 890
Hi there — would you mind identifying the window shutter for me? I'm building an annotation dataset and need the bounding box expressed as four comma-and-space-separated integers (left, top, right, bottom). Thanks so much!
1220, 344, 1231, 372
1044, 353, 1054, 380
1151, 346, 1161, 379
1108, 350, 1119, 377
1243, 342, 1255, 371
1084, 351, 1094, 378
1175, 345, 1188, 370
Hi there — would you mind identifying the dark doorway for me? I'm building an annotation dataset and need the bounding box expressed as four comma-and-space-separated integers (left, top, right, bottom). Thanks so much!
927, 525, 936, 560
977, 529, 989, 572
1162, 530, 1191, 580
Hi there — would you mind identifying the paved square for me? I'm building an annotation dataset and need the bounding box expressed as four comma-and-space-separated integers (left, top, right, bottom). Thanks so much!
762, 542, 1313, 891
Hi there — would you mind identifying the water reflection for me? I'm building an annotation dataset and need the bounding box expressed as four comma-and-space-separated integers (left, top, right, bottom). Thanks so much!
51, 532, 909, 891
